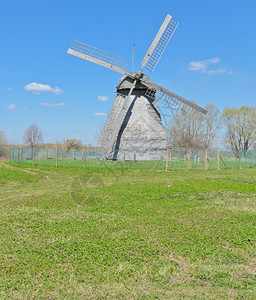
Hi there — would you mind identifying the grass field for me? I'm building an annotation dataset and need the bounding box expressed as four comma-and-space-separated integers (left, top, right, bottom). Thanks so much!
0, 161, 256, 299
14, 156, 254, 170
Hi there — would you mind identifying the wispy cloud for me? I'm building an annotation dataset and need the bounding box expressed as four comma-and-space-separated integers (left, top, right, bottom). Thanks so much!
188, 57, 219, 72
40, 102, 66, 109
6, 104, 18, 110
7, 87, 13, 90
25, 82, 63, 95
206, 68, 227, 74
94, 112, 107, 116
188, 57, 232, 75
97, 95, 109, 102
6, 104, 27, 110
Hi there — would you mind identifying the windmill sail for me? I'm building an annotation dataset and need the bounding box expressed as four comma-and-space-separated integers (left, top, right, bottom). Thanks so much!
140, 14, 179, 72
143, 80, 207, 115
67, 40, 129, 74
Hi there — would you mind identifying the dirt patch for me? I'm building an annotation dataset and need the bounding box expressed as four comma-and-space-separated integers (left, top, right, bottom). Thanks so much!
0, 162, 37, 174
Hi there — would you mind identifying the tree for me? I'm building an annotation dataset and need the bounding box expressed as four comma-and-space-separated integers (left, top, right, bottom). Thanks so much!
0, 130, 8, 158
64, 139, 82, 150
168, 102, 220, 149
222, 105, 256, 154
23, 124, 43, 150
200, 103, 220, 149
95, 121, 106, 146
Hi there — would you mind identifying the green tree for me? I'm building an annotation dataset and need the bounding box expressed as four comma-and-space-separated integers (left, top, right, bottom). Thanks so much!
222, 105, 256, 154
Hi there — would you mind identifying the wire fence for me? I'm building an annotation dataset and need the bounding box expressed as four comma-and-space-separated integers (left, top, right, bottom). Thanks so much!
0, 145, 9, 160
9, 146, 256, 170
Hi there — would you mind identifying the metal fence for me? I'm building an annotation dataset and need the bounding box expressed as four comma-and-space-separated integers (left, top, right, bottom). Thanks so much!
9, 146, 256, 170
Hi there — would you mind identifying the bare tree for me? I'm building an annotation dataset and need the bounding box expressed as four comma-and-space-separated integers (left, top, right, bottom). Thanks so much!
168, 110, 203, 148
94, 121, 106, 147
168, 102, 220, 149
0, 130, 8, 158
201, 103, 220, 149
64, 139, 82, 150
23, 124, 43, 164
222, 105, 256, 154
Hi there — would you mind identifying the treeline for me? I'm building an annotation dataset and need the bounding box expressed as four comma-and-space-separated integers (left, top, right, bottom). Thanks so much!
0, 125, 100, 159
1, 105, 256, 159
168, 104, 256, 154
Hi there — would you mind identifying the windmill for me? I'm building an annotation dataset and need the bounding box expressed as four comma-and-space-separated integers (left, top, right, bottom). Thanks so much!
67, 14, 207, 160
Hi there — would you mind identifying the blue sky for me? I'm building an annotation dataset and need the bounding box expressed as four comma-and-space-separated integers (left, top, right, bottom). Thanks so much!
1, 0, 256, 144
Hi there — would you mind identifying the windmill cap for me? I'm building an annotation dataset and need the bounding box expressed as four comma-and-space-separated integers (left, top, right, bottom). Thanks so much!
116, 72, 154, 92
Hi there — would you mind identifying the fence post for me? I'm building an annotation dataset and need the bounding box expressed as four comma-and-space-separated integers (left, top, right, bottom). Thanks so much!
32, 147, 35, 166
189, 149, 192, 169
56, 143, 58, 168
169, 148, 171, 169
217, 149, 220, 170
251, 150, 253, 168
21, 147, 24, 161
166, 148, 169, 171
205, 149, 208, 170
9, 147, 11, 162
84, 148, 87, 169
17, 147, 19, 163
239, 150, 241, 169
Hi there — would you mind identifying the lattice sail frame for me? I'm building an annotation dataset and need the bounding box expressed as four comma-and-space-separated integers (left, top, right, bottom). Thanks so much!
146, 18, 179, 72
140, 14, 179, 73
67, 40, 129, 74
145, 87, 201, 115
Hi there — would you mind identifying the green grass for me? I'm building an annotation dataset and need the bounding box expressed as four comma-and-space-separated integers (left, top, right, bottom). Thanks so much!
0, 161, 256, 299
14, 156, 254, 170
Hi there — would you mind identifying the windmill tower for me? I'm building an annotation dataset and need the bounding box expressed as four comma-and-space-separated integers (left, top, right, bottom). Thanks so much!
67, 14, 207, 160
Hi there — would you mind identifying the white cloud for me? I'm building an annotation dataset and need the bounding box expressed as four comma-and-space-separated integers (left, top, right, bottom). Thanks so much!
6, 104, 18, 110
188, 57, 220, 72
188, 57, 232, 75
7, 87, 13, 90
94, 112, 107, 116
6, 104, 27, 110
24, 82, 63, 95
40, 102, 66, 109
206, 68, 227, 74
97, 95, 109, 101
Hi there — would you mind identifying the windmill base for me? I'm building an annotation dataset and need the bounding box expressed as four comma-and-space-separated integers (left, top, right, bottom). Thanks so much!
101, 76, 167, 161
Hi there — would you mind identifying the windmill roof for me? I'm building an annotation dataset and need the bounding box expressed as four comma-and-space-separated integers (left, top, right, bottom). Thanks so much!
116, 72, 153, 91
